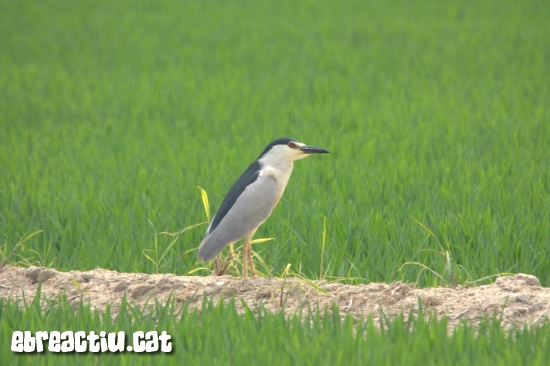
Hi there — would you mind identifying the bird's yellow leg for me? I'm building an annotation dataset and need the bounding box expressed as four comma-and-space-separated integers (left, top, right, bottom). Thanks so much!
246, 229, 257, 277
242, 238, 248, 278
247, 239, 255, 277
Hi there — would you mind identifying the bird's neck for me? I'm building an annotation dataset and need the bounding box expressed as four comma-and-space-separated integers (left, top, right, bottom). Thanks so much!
264, 160, 293, 209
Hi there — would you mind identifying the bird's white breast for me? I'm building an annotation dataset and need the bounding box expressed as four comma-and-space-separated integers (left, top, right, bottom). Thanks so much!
257, 158, 294, 210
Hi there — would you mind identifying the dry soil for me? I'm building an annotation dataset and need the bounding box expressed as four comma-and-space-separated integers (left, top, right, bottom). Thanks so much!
1, 266, 549, 330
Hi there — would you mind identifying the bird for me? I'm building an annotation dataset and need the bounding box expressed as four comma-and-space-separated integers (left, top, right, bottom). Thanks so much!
198, 137, 329, 277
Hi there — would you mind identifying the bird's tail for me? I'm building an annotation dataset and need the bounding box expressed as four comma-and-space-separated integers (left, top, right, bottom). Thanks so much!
197, 234, 230, 262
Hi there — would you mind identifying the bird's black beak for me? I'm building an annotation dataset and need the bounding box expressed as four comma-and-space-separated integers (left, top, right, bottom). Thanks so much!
299, 145, 330, 154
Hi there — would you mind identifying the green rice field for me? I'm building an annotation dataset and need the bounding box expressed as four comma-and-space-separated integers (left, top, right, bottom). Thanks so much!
2, 293, 550, 365
1, 0, 550, 363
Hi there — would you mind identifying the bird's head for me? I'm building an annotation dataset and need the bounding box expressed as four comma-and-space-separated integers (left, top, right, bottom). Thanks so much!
259, 137, 329, 163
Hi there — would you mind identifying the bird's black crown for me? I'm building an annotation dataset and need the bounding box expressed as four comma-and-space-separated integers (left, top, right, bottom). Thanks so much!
258, 137, 299, 157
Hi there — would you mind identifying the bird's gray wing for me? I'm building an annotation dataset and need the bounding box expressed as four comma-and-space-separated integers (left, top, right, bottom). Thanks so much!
198, 175, 277, 261
204, 160, 262, 236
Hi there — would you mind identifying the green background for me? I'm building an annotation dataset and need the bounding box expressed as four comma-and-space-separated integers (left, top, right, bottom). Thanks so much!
1, 0, 549, 286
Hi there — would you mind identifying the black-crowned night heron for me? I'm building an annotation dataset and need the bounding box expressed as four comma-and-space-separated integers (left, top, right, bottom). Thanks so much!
198, 137, 329, 277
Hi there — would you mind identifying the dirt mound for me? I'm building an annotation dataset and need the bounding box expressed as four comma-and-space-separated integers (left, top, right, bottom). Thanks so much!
1, 266, 549, 330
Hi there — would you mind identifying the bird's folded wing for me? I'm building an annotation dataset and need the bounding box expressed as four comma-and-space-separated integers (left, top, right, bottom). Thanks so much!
198, 175, 277, 261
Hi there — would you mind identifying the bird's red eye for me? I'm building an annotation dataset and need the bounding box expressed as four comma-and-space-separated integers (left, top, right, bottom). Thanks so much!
288, 142, 296, 148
